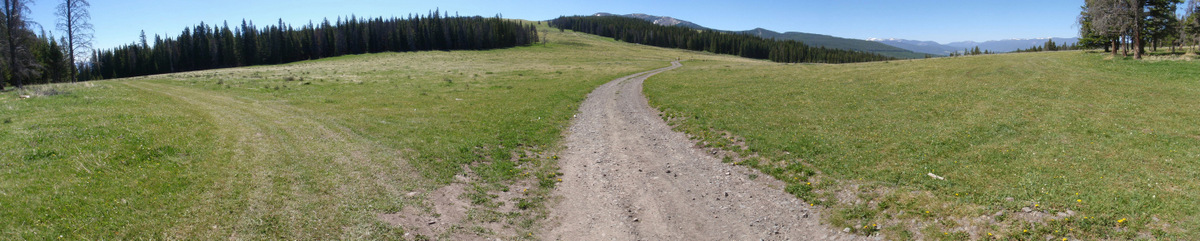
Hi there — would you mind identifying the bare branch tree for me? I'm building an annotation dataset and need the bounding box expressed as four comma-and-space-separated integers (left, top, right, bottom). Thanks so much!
56, 0, 91, 82
1189, 0, 1200, 51
2, 0, 40, 89
1088, 0, 1128, 56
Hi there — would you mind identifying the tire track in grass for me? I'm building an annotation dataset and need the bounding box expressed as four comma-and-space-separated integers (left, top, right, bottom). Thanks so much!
122, 81, 416, 239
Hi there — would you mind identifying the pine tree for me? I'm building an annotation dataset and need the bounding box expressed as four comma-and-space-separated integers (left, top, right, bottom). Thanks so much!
80, 13, 539, 79
2, 0, 41, 89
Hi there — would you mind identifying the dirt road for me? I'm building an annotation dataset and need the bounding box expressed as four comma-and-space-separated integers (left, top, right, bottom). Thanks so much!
546, 61, 864, 240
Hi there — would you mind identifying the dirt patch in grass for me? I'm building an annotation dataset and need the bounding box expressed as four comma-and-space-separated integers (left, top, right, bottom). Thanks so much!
378, 183, 473, 240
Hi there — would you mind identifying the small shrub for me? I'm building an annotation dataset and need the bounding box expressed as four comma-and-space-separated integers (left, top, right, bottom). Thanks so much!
785, 183, 814, 200
24, 149, 58, 161
32, 88, 68, 97
516, 199, 534, 210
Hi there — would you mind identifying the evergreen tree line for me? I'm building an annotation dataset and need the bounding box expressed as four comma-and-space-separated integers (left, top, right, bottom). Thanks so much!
1078, 0, 1200, 59
3, 29, 72, 86
548, 16, 893, 64
948, 46, 995, 57
85, 11, 538, 80
1013, 39, 1084, 53
2, 0, 89, 89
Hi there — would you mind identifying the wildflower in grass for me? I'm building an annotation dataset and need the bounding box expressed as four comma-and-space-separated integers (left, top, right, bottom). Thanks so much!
1077, 199, 1081, 203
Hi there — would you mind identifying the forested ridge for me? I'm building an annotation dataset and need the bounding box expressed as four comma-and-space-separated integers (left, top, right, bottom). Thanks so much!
549, 16, 894, 64
87, 11, 539, 79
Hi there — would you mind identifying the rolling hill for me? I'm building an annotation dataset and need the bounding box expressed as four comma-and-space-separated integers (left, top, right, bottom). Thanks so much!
647, 50, 1200, 239
593, 12, 709, 30
737, 28, 930, 59
8, 13, 1196, 240
596, 13, 930, 59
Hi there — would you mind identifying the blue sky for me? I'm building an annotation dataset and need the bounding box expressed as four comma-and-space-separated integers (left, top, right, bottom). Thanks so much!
26, 0, 1084, 51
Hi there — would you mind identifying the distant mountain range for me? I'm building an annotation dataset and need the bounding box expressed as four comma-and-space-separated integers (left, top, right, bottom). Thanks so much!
735, 28, 929, 59
594, 13, 929, 59
593, 13, 709, 30
869, 38, 1080, 55
865, 38, 962, 56
591, 13, 1078, 58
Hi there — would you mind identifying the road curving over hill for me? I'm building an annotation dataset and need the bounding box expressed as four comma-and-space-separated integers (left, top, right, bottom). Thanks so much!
546, 61, 865, 240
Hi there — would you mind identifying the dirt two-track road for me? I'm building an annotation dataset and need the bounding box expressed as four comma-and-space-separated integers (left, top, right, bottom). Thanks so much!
546, 61, 867, 240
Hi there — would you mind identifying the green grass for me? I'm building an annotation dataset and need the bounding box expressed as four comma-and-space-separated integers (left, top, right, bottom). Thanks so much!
9, 20, 1193, 240
0, 22, 726, 239
646, 51, 1200, 239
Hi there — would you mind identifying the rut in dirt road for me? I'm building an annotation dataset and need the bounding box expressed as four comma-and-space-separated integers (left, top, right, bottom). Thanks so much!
546, 61, 866, 240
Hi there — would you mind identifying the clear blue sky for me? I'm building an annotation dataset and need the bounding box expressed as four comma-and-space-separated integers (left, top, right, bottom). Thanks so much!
26, 0, 1084, 51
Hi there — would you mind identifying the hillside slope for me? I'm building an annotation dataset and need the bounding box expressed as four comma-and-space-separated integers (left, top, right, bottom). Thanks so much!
594, 12, 709, 30
645, 52, 1200, 239
0, 22, 743, 240
597, 13, 928, 59
739, 28, 930, 59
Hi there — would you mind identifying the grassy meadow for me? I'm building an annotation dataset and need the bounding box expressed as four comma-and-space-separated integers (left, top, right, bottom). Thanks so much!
646, 51, 1200, 239
0, 22, 729, 239
5, 18, 1197, 240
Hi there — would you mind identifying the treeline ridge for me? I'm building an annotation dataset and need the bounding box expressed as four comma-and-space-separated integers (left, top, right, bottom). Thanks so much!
86, 11, 539, 80
549, 16, 893, 64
